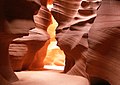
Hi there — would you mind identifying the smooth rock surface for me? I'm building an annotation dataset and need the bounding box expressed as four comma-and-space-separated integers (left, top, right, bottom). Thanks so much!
12, 71, 89, 85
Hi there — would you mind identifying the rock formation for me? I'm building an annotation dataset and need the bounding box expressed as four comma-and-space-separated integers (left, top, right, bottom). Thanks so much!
9, 28, 50, 71
86, 0, 120, 84
51, 0, 101, 78
0, 0, 41, 84
52, 0, 120, 84
9, 1, 52, 71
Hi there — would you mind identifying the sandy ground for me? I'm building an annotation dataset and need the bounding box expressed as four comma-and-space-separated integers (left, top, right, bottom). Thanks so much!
12, 70, 89, 85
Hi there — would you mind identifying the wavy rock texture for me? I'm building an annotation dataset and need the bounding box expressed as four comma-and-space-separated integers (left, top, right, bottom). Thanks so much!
86, 0, 120, 85
34, 5, 52, 31
0, 0, 41, 83
0, 0, 45, 84
52, 0, 101, 78
10, 5, 51, 71
10, 38, 48, 71
9, 43, 28, 71
53, 0, 120, 84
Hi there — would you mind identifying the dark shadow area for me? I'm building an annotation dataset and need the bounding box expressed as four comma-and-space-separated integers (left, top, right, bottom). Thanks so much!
90, 77, 111, 85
